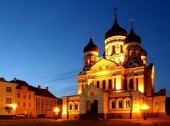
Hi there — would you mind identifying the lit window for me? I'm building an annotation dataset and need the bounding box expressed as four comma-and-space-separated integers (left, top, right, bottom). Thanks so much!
6, 98, 11, 104
6, 87, 12, 92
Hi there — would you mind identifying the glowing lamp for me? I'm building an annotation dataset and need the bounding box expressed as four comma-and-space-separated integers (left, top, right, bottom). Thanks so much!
140, 104, 149, 110
11, 104, 17, 110
54, 107, 60, 114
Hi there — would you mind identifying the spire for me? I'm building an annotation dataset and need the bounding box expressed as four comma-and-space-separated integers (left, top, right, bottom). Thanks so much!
129, 18, 134, 29
114, 8, 118, 20
105, 9, 127, 39
125, 18, 141, 44
90, 29, 93, 39
83, 34, 99, 53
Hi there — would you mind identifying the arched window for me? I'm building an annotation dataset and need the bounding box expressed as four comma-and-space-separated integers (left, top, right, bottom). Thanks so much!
129, 79, 133, 90
112, 46, 115, 54
114, 78, 116, 90
75, 103, 79, 110
126, 100, 131, 108
119, 100, 123, 108
120, 45, 123, 53
109, 79, 112, 89
136, 78, 138, 91
103, 80, 106, 89
69, 104, 73, 110
124, 78, 127, 90
97, 81, 100, 88
112, 101, 116, 109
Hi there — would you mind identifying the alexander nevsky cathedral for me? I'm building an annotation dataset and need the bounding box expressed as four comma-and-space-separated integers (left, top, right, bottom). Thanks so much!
62, 13, 166, 119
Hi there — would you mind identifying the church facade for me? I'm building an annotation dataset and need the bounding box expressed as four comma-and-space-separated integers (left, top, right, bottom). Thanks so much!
62, 14, 166, 119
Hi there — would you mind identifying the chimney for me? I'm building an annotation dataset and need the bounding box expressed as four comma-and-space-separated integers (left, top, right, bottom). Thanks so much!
46, 87, 48, 91
38, 85, 41, 89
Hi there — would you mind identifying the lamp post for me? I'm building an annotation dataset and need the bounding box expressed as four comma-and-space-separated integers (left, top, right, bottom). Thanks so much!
140, 104, 149, 120
54, 107, 60, 120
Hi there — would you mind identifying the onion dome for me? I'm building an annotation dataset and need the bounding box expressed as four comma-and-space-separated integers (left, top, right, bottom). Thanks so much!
83, 37, 99, 53
125, 27, 141, 44
105, 18, 127, 39
141, 48, 147, 56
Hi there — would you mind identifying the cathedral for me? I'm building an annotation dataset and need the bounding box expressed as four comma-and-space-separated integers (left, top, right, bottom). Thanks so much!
62, 13, 166, 119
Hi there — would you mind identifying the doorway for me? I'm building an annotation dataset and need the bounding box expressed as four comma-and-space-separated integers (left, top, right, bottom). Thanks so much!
86, 100, 98, 114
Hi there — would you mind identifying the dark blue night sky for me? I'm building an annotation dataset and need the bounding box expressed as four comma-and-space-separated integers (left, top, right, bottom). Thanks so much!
0, 0, 169, 97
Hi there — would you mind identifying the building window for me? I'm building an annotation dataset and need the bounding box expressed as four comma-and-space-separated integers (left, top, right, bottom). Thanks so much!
103, 80, 106, 89
129, 79, 133, 90
109, 79, 112, 89
136, 78, 138, 91
23, 95, 26, 99
6, 98, 11, 104
6, 107, 12, 113
114, 78, 116, 90
97, 81, 100, 88
6, 87, 12, 92
112, 46, 115, 54
17, 93, 20, 98
75, 103, 78, 110
23, 102, 26, 107
119, 101, 123, 108
120, 45, 123, 53
112, 101, 116, 109
69, 104, 73, 110
126, 101, 131, 108
124, 78, 127, 90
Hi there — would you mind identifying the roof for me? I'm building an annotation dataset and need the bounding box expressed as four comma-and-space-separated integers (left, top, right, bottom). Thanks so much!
0, 77, 6, 82
29, 85, 57, 99
125, 27, 141, 44
10, 79, 29, 89
10, 78, 57, 99
105, 18, 127, 39
84, 37, 99, 53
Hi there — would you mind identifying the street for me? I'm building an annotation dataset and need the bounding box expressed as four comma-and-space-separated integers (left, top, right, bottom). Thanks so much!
0, 117, 170, 126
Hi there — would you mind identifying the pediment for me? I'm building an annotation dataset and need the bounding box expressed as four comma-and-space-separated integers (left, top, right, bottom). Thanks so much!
81, 84, 104, 97
90, 58, 117, 72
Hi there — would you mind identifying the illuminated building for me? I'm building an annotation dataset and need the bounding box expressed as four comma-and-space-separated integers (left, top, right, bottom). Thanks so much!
0, 78, 61, 118
62, 12, 166, 119
10, 79, 35, 117
0, 78, 17, 118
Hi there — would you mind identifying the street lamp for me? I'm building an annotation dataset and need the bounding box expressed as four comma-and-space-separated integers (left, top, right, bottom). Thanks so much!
140, 104, 149, 120
11, 104, 17, 110
54, 107, 60, 120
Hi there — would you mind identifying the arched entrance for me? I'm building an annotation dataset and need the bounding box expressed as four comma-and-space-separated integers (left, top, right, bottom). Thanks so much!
86, 100, 98, 114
